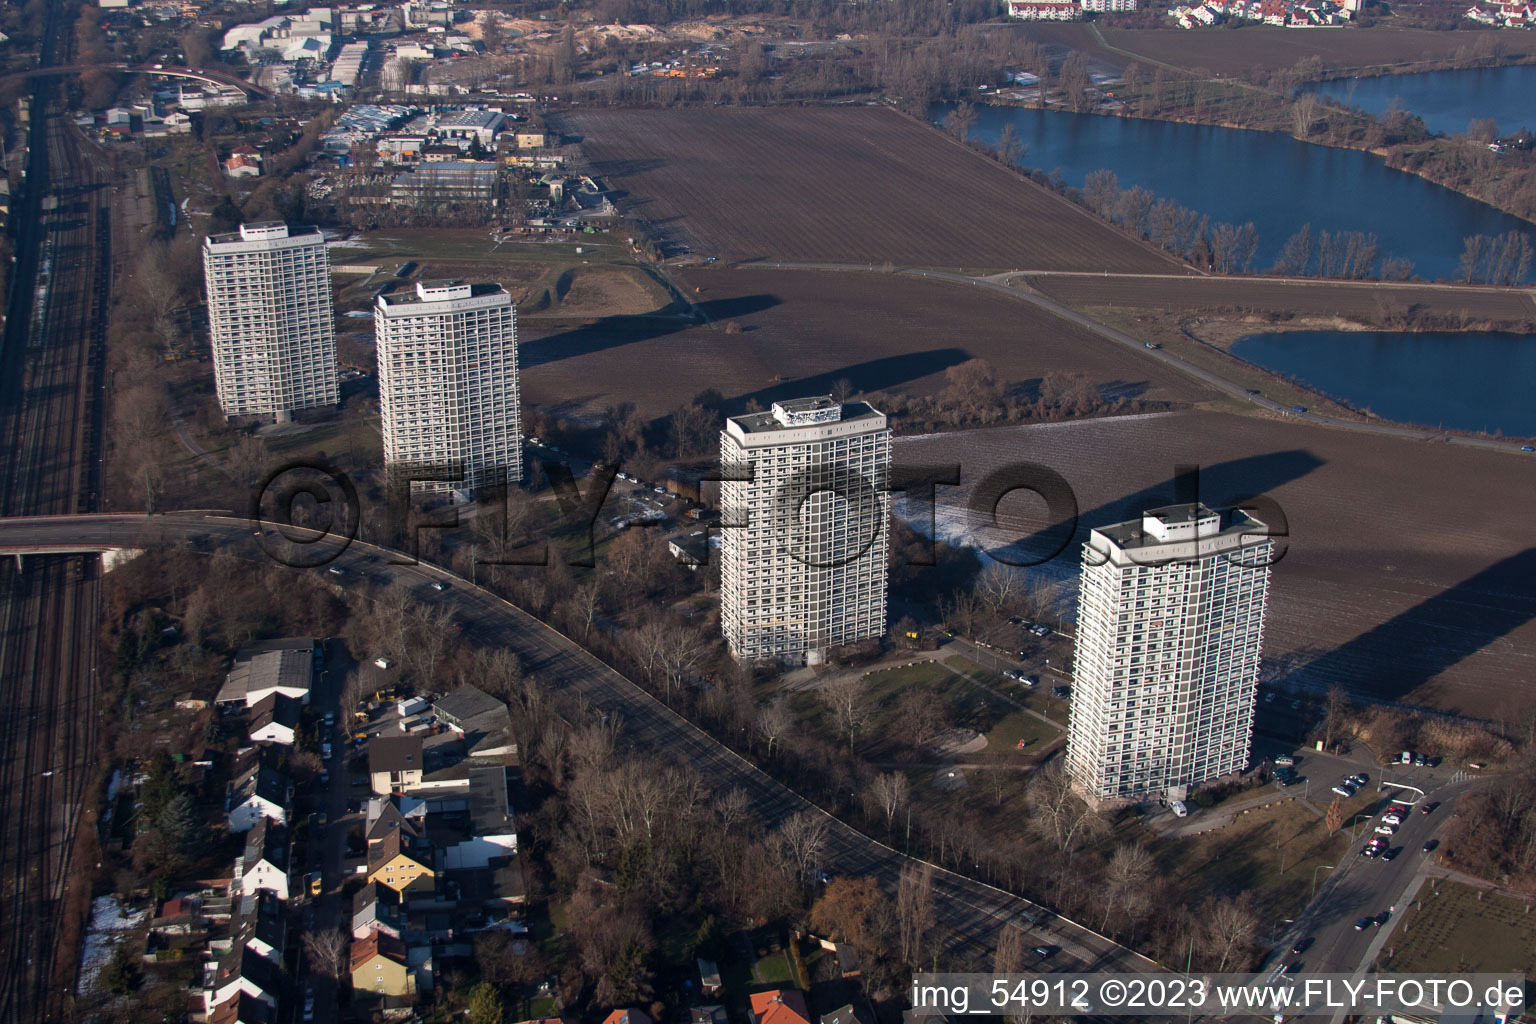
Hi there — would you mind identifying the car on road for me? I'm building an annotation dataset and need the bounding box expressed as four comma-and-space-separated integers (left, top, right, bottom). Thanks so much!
1523, 446, 1535, 452
431, 581, 446, 591
1144, 342, 1160, 349
1290, 406, 1307, 413
1423, 839, 1439, 853
327, 566, 344, 575
1290, 937, 1312, 955
1355, 917, 1373, 931
1420, 802, 1438, 815
1381, 847, 1399, 862
1374, 824, 1398, 836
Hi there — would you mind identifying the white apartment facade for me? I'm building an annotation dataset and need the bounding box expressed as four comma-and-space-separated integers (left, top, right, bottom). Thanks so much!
719, 397, 891, 665
1066, 503, 1273, 803
203, 222, 338, 421
374, 280, 521, 497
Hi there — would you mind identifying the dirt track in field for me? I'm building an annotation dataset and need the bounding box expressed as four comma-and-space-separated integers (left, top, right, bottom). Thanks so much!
557, 106, 1189, 273
1022, 273, 1536, 323
898, 409, 1536, 719
520, 266, 1216, 419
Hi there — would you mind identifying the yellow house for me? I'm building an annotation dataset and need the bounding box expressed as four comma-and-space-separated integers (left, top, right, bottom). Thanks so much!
367, 828, 434, 894
350, 932, 413, 997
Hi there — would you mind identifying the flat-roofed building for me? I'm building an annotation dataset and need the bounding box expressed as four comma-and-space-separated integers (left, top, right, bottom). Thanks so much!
1066, 503, 1273, 803
203, 223, 338, 421
719, 397, 891, 665
374, 280, 520, 499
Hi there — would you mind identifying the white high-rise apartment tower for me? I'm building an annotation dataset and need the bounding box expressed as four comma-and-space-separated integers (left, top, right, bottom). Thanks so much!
1066, 503, 1273, 803
719, 397, 891, 665
203, 222, 338, 420
374, 280, 520, 497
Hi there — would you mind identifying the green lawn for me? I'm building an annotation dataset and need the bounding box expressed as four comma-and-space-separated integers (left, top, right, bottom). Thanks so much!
1382, 882, 1536, 977
1146, 798, 1350, 918
983, 711, 1063, 753
752, 951, 794, 985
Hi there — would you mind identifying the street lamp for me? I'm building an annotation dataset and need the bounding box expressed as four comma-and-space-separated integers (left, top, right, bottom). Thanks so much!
1311, 863, 1336, 901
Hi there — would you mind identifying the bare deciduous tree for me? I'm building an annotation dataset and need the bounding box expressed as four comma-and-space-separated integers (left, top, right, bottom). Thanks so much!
1026, 761, 1106, 858
896, 861, 935, 967
867, 771, 910, 832
755, 698, 792, 760
302, 929, 349, 980
774, 810, 830, 883
819, 674, 874, 753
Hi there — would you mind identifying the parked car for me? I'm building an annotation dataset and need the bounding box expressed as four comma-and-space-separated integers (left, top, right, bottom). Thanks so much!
1381, 814, 1403, 826
1374, 824, 1398, 836
1171, 800, 1189, 818
1332, 785, 1355, 798
1413, 753, 1426, 767
1033, 946, 1056, 960
1381, 847, 1399, 862
1349, 773, 1368, 786
1274, 755, 1295, 767
1290, 937, 1312, 955
1423, 839, 1439, 853
1355, 918, 1373, 931
431, 581, 446, 591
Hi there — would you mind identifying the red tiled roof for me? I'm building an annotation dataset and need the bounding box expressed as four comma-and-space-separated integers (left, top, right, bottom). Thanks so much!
751, 991, 812, 1024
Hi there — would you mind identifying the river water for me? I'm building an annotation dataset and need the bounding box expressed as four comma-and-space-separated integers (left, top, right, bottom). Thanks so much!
1232, 329, 1536, 436
1305, 64, 1536, 138
946, 102, 1535, 280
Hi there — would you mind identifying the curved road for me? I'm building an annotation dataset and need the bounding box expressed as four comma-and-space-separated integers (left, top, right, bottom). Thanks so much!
0, 511, 1158, 975
742, 261, 1536, 455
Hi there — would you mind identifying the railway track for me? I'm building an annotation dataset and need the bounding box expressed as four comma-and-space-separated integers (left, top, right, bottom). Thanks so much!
0, 12, 111, 1016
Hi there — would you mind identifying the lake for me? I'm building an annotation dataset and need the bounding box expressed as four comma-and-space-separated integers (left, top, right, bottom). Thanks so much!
1305, 64, 1536, 138
947, 103, 1536, 281
1232, 329, 1536, 436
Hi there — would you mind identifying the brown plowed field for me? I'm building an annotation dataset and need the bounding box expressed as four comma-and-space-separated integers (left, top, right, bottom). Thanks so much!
898, 410, 1536, 719
556, 106, 1188, 273
520, 267, 1216, 418
1024, 273, 1536, 322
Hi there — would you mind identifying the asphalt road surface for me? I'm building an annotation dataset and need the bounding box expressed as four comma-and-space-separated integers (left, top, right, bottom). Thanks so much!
0, 510, 1159, 977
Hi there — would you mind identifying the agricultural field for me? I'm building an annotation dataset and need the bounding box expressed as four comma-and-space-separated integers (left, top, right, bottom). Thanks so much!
894, 409, 1536, 719
556, 106, 1187, 273
1022, 23, 1536, 78
519, 266, 1216, 419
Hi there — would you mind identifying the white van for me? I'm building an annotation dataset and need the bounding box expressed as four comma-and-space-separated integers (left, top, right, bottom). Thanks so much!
1171, 800, 1189, 818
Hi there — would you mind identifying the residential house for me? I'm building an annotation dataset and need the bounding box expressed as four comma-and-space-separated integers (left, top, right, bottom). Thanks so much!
216, 639, 317, 707
369, 735, 425, 795
227, 757, 292, 832
238, 820, 290, 900
820, 1006, 873, 1024
367, 820, 434, 894
350, 931, 413, 998
225, 144, 263, 177
603, 1011, 653, 1024
352, 881, 404, 940
208, 991, 276, 1024
230, 891, 286, 963
205, 945, 282, 1012
247, 692, 301, 746
751, 991, 812, 1024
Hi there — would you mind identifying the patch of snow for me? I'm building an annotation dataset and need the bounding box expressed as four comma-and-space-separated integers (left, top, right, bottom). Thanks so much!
325, 237, 372, 249
76, 896, 147, 995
